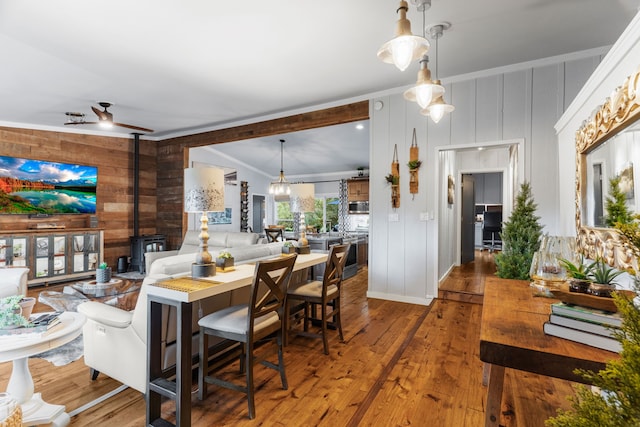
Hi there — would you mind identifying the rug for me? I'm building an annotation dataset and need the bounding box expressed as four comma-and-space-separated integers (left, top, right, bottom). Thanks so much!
32, 335, 84, 367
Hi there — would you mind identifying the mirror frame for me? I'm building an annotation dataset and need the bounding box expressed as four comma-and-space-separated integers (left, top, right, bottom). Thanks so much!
575, 64, 640, 270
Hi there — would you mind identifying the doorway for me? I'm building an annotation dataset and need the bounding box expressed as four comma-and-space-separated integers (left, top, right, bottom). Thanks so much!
437, 139, 522, 282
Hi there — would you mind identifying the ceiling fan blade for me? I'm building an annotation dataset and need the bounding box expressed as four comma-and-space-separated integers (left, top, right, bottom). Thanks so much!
91, 106, 109, 121
113, 122, 154, 133
64, 121, 98, 126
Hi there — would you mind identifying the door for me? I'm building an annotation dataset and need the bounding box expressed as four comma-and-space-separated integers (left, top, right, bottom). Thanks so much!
461, 174, 476, 264
252, 195, 265, 233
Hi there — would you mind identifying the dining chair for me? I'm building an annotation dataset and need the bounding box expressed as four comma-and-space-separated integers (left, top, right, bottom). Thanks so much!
197, 254, 297, 420
285, 244, 349, 355
264, 227, 284, 243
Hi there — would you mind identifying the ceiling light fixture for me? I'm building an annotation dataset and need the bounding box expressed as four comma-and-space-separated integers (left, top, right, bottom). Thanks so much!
377, 0, 430, 72
404, 1, 443, 108
269, 139, 291, 196
421, 22, 455, 123
65, 112, 85, 124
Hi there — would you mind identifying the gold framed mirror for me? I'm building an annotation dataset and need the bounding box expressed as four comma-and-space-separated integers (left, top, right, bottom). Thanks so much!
575, 64, 640, 270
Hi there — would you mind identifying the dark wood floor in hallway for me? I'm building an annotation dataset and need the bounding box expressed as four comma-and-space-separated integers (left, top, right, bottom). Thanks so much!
0, 257, 579, 426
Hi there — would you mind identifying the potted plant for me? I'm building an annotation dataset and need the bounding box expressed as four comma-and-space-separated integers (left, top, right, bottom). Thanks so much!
216, 250, 234, 270
385, 174, 399, 185
0, 295, 32, 329
96, 262, 112, 283
558, 256, 594, 293
282, 241, 296, 254
587, 258, 625, 297
407, 159, 422, 170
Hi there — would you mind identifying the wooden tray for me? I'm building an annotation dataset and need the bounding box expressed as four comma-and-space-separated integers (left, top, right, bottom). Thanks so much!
549, 288, 636, 312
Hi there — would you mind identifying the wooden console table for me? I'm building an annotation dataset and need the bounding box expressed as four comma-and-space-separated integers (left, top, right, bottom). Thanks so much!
145, 252, 328, 427
479, 277, 618, 426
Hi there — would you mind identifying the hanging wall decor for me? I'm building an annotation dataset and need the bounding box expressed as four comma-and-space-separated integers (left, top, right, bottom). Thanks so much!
447, 175, 455, 205
385, 144, 400, 208
407, 128, 421, 199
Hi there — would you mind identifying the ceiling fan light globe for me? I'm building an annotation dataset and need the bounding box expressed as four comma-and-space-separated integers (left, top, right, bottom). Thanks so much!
99, 121, 113, 129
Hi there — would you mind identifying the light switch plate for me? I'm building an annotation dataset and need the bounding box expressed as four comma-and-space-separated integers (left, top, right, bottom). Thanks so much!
389, 213, 399, 222
419, 212, 428, 221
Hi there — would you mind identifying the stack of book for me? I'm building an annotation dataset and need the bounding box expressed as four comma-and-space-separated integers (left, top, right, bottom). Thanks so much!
543, 302, 622, 353
0, 311, 62, 338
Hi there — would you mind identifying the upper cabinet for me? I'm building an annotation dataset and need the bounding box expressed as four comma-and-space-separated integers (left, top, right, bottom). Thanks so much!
347, 178, 369, 202
475, 173, 503, 205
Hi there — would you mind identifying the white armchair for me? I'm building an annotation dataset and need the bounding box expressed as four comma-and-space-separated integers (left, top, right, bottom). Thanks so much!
0, 267, 29, 299
77, 277, 250, 393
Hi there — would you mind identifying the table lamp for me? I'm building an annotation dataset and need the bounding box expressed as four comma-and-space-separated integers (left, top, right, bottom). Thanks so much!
290, 183, 315, 247
184, 167, 224, 278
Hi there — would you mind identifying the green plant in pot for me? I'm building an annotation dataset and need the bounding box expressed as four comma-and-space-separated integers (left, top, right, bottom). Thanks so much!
407, 159, 422, 170
385, 174, 399, 185
559, 256, 594, 293
587, 258, 625, 298
282, 241, 296, 254
96, 262, 112, 283
0, 295, 31, 329
216, 250, 234, 270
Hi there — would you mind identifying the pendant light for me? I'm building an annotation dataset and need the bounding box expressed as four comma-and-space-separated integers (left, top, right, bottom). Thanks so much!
377, 0, 430, 72
403, 1, 443, 108
269, 139, 291, 196
421, 23, 455, 123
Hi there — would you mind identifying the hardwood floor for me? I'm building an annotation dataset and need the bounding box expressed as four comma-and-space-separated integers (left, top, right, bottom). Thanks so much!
0, 255, 579, 426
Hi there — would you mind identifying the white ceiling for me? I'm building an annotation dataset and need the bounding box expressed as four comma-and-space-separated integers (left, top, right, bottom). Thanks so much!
0, 0, 638, 177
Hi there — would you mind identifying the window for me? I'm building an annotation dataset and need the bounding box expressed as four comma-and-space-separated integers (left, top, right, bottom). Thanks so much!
275, 196, 339, 232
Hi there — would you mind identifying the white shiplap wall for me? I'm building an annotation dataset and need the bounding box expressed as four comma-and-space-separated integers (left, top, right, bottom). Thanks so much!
368, 51, 604, 305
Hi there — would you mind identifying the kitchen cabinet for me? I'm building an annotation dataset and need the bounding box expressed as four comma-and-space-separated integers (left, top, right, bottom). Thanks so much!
0, 229, 103, 286
357, 236, 368, 267
347, 178, 369, 202
475, 223, 483, 249
474, 173, 502, 205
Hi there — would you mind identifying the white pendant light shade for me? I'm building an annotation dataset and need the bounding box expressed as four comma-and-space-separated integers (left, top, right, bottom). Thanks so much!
403, 55, 444, 108
421, 93, 455, 124
184, 167, 225, 213
377, 1, 429, 71
290, 183, 315, 213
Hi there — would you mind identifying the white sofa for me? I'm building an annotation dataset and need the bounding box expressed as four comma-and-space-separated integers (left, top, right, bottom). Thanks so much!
78, 231, 288, 393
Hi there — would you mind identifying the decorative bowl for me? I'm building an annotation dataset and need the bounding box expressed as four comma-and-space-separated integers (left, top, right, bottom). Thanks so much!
549, 288, 636, 312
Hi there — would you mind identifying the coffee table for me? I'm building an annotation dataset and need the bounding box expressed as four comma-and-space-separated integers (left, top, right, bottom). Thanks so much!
39, 279, 141, 312
0, 312, 85, 426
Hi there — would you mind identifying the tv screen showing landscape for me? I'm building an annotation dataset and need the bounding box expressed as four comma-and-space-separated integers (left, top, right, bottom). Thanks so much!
0, 155, 97, 214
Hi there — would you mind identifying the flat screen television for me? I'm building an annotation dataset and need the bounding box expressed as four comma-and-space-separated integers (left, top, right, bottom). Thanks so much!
0, 155, 97, 214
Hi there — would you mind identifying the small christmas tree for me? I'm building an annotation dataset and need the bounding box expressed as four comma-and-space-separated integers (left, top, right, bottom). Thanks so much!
604, 176, 633, 227
494, 182, 543, 280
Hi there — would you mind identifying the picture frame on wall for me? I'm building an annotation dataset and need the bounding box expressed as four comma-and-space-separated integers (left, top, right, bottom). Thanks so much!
447, 175, 455, 205
619, 162, 634, 200
208, 208, 232, 225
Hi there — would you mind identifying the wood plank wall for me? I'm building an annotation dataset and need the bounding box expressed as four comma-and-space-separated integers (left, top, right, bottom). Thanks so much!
156, 101, 369, 249
0, 101, 367, 263
0, 127, 157, 267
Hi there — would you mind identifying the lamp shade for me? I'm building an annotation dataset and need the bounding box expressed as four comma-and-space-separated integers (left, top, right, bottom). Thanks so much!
184, 167, 225, 213
290, 183, 315, 213
377, 1, 429, 72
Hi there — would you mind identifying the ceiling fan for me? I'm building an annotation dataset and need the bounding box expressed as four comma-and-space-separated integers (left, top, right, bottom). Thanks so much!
65, 102, 154, 133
